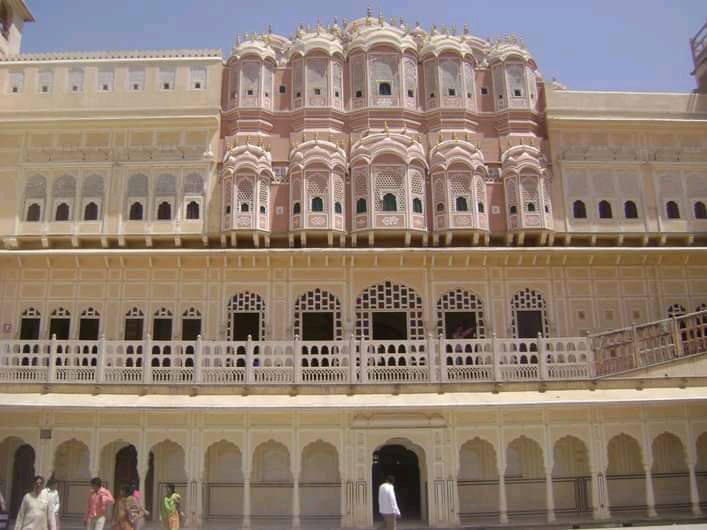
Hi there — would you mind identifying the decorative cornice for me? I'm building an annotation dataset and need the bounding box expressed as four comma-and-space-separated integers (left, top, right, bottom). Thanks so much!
0, 49, 222, 63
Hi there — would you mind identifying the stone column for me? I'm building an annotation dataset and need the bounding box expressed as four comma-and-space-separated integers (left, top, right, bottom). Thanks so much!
590, 466, 611, 520
292, 471, 301, 529
687, 461, 704, 516
241, 478, 251, 529
497, 462, 508, 524
544, 464, 556, 522
643, 462, 658, 518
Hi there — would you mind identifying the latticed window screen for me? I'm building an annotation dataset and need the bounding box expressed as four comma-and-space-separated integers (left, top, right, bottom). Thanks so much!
125, 307, 144, 318
355, 281, 424, 340
440, 59, 461, 96
81, 307, 100, 318
506, 177, 518, 210
237, 178, 253, 211
474, 176, 486, 212
182, 307, 201, 318
226, 292, 265, 340
293, 289, 343, 340
25, 175, 47, 200
38, 71, 53, 92
307, 59, 328, 93
159, 69, 176, 90
353, 168, 368, 197
351, 56, 365, 97
155, 174, 176, 196
68, 69, 84, 92
520, 177, 538, 212
450, 174, 472, 212
53, 175, 76, 198
9, 72, 24, 93
424, 61, 438, 99
183, 174, 204, 195
334, 176, 345, 205
374, 166, 406, 211
433, 178, 445, 210
98, 70, 114, 91
51, 307, 71, 318
404, 57, 417, 98
82, 175, 104, 199
463, 61, 474, 99
306, 172, 328, 212
410, 169, 425, 212
291, 178, 301, 200
507, 64, 525, 96
23, 307, 41, 318
258, 179, 269, 212
242, 62, 260, 97
492, 65, 505, 107
293, 60, 303, 98
510, 288, 550, 337
127, 174, 148, 197
436, 289, 486, 338
154, 307, 173, 318
332, 61, 343, 106
369, 55, 399, 96
263, 63, 273, 96
527, 67, 537, 102
667, 304, 687, 318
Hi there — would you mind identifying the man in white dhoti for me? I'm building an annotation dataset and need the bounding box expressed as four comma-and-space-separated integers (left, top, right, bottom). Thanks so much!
378, 475, 400, 530
14, 476, 51, 530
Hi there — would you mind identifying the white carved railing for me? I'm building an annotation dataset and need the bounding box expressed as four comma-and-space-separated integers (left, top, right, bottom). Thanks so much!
590, 309, 707, 377
0, 333, 603, 386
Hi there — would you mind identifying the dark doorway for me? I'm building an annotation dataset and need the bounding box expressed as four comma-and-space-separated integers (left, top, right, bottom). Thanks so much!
124, 318, 144, 340
444, 312, 478, 339
10, 444, 36, 517
372, 444, 422, 522
19, 318, 40, 340
79, 318, 100, 340
153, 318, 172, 341
372, 312, 407, 340
114, 445, 139, 495
144, 452, 155, 520
302, 312, 334, 340
232, 312, 260, 340
516, 310, 544, 338
49, 318, 70, 340
181, 319, 201, 341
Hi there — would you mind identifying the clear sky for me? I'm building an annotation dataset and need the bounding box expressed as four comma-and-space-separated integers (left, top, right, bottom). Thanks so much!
19, 0, 705, 93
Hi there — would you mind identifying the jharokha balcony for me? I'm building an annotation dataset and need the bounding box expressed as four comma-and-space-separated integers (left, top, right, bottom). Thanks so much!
1, 310, 705, 388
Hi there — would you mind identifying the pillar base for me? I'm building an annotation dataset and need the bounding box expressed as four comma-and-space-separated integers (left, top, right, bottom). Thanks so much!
499, 511, 508, 524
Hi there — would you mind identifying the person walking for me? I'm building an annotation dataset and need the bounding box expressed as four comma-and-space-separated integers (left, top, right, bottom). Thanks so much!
159, 484, 182, 530
84, 478, 114, 530
43, 478, 60, 530
111, 485, 145, 530
378, 475, 400, 530
128, 483, 147, 530
14, 476, 51, 530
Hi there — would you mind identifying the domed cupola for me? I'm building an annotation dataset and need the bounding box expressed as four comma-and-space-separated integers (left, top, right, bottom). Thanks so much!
501, 142, 553, 236
349, 126, 429, 245
221, 137, 273, 246
288, 135, 347, 246
226, 32, 280, 111
429, 134, 489, 244
288, 19, 345, 111
487, 35, 539, 112
419, 25, 479, 111
344, 9, 419, 110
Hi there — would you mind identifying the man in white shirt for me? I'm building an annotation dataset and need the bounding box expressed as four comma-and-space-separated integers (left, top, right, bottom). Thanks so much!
378, 475, 400, 529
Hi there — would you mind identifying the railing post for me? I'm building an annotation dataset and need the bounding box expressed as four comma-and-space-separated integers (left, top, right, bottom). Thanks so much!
144, 333, 152, 385
537, 332, 547, 380
246, 334, 254, 384
348, 334, 357, 384
671, 316, 684, 358
630, 322, 640, 369
426, 331, 436, 383
360, 339, 368, 384
586, 332, 596, 378
492, 333, 501, 382
194, 335, 202, 384
294, 335, 302, 384
48, 333, 57, 383
439, 333, 448, 383
96, 334, 106, 384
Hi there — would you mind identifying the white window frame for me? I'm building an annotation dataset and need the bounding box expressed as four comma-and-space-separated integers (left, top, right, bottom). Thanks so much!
97, 69, 114, 92
80, 198, 103, 222
128, 68, 145, 92
154, 196, 175, 221
23, 199, 44, 222
67, 68, 84, 94
189, 67, 207, 90
183, 196, 203, 220
159, 68, 176, 91
37, 70, 53, 95
126, 198, 147, 221
52, 198, 74, 222
8, 71, 24, 94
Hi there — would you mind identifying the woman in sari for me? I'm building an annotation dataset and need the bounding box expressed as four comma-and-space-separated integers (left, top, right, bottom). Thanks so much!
112, 486, 143, 530
159, 484, 182, 530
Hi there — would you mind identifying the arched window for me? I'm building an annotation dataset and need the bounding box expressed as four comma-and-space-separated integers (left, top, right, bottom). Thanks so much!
666, 201, 680, 219
240, 203, 249, 213
311, 197, 324, 212
293, 202, 301, 215
573, 200, 587, 219
129, 202, 143, 220
477, 202, 485, 213
185, 200, 200, 220
83, 202, 99, 221
382, 193, 397, 212
157, 201, 171, 220
527, 202, 536, 212
436, 203, 444, 212
26, 203, 41, 222
55, 202, 70, 221
412, 198, 423, 213
598, 200, 612, 219
334, 202, 343, 214
509, 205, 517, 214
356, 198, 367, 214
624, 200, 638, 219
694, 201, 707, 219
259, 205, 266, 214
456, 197, 468, 212
378, 82, 392, 96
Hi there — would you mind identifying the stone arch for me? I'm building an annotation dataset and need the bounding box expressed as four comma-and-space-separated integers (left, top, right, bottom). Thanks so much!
53, 439, 91, 516
436, 288, 486, 340
696, 432, 707, 505
355, 280, 424, 341
226, 291, 266, 341
0, 436, 35, 517
606, 433, 645, 512
552, 435, 592, 517
510, 287, 550, 338
146, 440, 188, 519
293, 288, 343, 341
300, 440, 341, 522
651, 431, 690, 512
457, 437, 498, 520
251, 440, 293, 520
505, 435, 546, 516
203, 440, 244, 519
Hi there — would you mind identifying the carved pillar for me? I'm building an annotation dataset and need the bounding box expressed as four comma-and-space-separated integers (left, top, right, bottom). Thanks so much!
590, 421, 611, 520
497, 467, 508, 524
292, 471, 301, 529
643, 462, 657, 518
687, 461, 704, 516
242, 478, 251, 529
544, 464, 556, 522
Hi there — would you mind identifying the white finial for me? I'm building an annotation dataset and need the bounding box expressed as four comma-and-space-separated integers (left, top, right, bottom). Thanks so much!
463, 24, 469, 35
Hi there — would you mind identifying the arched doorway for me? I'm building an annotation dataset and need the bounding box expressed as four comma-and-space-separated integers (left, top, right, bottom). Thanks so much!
10, 444, 35, 517
114, 445, 139, 495
372, 444, 423, 523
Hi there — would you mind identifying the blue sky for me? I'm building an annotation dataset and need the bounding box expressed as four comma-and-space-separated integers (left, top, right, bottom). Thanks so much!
20, 0, 705, 92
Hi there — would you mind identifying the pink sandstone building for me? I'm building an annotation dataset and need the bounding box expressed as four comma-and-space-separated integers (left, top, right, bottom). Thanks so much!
0, 2, 707, 528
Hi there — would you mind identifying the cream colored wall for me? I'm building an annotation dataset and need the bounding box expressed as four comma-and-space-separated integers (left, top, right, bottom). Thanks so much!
1, 253, 706, 340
